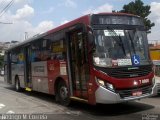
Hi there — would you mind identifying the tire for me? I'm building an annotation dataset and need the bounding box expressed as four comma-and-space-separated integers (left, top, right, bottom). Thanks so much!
15, 76, 21, 92
57, 81, 70, 106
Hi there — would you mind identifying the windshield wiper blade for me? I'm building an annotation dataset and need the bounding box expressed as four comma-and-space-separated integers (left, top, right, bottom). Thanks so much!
118, 35, 126, 55
128, 31, 136, 53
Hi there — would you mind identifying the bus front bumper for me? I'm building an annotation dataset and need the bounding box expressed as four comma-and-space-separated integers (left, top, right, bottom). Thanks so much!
95, 84, 157, 104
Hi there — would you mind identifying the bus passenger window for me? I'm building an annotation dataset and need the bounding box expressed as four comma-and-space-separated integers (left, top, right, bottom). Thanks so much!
51, 40, 66, 60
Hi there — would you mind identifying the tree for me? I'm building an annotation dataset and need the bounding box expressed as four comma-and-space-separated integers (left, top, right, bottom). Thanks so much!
119, 0, 155, 33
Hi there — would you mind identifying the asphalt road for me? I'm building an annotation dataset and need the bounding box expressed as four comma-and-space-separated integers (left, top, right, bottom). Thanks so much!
0, 76, 160, 120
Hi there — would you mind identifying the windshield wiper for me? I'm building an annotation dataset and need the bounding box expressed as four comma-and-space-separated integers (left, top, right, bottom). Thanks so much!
128, 31, 136, 54
118, 35, 126, 56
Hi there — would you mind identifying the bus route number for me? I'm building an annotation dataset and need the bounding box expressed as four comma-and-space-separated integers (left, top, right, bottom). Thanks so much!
139, 79, 149, 84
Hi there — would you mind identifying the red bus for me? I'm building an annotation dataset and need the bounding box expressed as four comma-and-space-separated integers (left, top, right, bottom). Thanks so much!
4, 13, 157, 105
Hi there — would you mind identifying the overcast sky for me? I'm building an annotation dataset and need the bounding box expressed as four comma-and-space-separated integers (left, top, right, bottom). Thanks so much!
0, 0, 159, 42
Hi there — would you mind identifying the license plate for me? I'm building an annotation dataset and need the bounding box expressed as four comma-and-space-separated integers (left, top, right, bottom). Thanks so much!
132, 91, 142, 96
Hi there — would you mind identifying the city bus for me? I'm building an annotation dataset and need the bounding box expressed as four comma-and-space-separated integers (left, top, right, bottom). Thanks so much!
4, 13, 157, 105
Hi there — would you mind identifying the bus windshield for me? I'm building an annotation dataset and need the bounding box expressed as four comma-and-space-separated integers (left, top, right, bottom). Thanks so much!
93, 29, 151, 67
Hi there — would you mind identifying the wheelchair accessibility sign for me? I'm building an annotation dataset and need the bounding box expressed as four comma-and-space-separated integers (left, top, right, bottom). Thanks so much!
131, 55, 140, 65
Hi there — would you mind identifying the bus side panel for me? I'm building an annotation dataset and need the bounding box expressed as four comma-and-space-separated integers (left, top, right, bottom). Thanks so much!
17, 64, 25, 88
47, 60, 60, 95
11, 64, 17, 85
47, 60, 68, 95
11, 64, 25, 88
31, 61, 49, 93
11, 64, 20, 86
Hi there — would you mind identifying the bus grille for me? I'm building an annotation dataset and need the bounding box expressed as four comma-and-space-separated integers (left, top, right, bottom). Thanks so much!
117, 85, 152, 98
98, 65, 152, 78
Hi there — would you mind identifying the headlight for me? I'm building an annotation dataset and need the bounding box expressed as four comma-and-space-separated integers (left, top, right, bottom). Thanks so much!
97, 78, 115, 92
97, 79, 105, 87
106, 82, 114, 91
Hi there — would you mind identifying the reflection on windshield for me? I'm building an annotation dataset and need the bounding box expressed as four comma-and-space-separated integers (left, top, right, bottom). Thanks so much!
93, 29, 150, 67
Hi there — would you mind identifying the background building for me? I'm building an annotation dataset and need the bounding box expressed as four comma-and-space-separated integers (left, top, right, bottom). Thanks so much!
0, 41, 19, 55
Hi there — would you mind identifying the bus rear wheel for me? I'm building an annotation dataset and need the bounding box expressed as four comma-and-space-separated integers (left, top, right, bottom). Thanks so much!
15, 76, 21, 92
57, 81, 70, 106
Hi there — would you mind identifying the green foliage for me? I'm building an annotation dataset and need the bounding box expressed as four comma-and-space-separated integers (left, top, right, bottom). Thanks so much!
119, 0, 155, 33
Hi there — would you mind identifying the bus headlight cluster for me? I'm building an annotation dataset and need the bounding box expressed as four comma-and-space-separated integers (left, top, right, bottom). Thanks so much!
96, 78, 115, 92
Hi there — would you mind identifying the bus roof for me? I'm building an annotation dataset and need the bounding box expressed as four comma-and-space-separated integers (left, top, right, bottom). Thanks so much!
97, 12, 139, 17
6, 12, 139, 52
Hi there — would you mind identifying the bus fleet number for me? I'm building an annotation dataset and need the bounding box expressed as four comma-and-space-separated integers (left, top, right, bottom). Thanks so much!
139, 79, 149, 84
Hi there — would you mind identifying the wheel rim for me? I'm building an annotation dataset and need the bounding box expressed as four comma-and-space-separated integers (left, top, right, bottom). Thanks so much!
60, 86, 68, 100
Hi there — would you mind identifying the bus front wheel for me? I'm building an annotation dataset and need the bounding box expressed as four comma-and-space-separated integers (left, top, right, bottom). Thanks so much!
57, 81, 70, 106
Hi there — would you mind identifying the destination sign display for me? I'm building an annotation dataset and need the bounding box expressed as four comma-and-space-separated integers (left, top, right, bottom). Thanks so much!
92, 15, 144, 26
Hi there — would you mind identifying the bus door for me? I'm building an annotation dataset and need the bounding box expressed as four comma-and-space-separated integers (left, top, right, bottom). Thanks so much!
68, 28, 89, 99
24, 45, 32, 88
